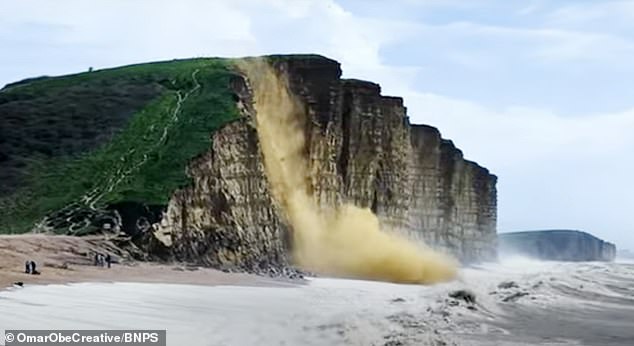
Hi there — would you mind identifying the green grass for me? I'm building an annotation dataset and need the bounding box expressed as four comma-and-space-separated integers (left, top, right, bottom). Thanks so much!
0, 58, 241, 233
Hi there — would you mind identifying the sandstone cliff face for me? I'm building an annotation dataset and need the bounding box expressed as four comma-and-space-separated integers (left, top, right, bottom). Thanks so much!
155, 56, 497, 268
499, 230, 616, 262
153, 75, 291, 269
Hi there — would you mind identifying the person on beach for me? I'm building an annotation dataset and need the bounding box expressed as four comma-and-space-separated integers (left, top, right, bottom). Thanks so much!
24, 260, 40, 275
31, 261, 38, 274
95, 253, 106, 267
105, 254, 112, 268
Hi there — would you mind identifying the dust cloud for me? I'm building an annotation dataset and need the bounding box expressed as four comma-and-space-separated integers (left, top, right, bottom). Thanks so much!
236, 58, 457, 284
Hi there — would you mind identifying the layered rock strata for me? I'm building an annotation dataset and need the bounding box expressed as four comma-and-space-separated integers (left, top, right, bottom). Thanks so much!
153, 56, 497, 268
499, 230, 616, 262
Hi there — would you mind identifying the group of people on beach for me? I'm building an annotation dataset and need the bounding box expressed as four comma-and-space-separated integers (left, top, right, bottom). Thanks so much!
19, 253, 113, 285
94, 253, 113, 268
24, 260, 40, 275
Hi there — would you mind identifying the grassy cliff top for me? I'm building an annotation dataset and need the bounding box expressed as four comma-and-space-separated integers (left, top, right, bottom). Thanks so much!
0, 58, 241, 234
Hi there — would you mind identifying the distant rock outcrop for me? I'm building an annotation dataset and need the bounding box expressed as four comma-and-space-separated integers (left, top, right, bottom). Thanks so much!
499, 230, 616, 262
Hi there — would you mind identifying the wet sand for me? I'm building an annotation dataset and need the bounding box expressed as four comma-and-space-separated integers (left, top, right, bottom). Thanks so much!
0, 234, 292, 290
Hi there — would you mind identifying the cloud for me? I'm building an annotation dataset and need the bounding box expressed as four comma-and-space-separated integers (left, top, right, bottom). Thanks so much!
408, 21, 634, 65
0, 0, 257, 83
401, 91, 634, 167
399, 90, 634, 241
547, 1, 634, 31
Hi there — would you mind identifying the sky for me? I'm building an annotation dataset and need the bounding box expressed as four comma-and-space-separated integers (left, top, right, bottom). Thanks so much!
1, 0, 632, 250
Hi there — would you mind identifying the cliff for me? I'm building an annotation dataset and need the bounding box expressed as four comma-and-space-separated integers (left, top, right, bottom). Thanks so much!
0, 55, 497, 272
156, 56, 497, 267
499, 230, 616, 262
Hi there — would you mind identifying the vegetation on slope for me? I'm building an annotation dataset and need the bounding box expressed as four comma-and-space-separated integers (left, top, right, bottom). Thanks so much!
0, 59, 240, 234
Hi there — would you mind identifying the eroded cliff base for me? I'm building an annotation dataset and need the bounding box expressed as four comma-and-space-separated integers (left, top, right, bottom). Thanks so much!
0, 234, 299, 290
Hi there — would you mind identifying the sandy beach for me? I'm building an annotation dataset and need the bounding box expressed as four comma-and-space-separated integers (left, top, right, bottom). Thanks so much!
2, 234, 634, 345
2, 260, 633, 345
0, 234, 293, 290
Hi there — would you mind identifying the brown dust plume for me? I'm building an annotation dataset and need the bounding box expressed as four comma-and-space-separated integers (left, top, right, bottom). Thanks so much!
237, 58, 457, 284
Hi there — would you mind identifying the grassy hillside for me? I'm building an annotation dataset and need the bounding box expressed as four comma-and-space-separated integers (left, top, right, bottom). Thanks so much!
0, 58, 240, 234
